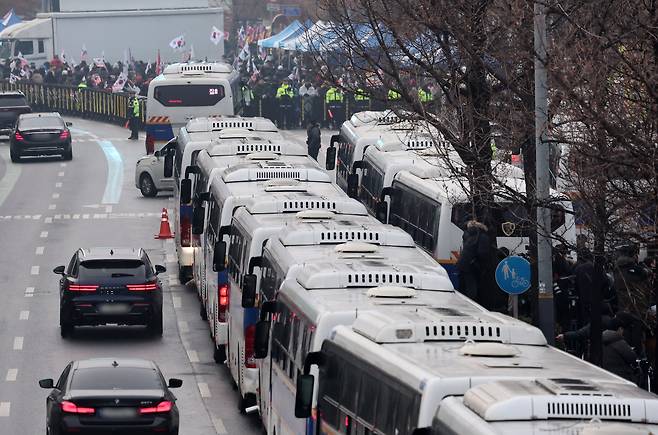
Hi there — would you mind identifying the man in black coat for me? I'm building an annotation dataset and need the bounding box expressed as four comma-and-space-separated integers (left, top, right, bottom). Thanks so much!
602, 314, 639, 382
457, 220, 490, 303
306, 121, 321, 161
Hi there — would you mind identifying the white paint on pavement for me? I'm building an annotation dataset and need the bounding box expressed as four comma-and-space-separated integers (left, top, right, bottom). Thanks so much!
58, 171, 65, 177
82, 214, 89, 219
52, 193, 60, 199
19, 310, 29, 320
48, 204, 56, 210
40, 231, 48, 238
32, 214, 41, 220
30, 266, 39, 275
25, 287, 34, 296
212, 417, 228, 434
172, 296, 181, 309
44, 217, 52, 223
55, 182, 62, 188
36, 246, 44, 255
197, 382, 211, 398
60, 163, 67, 167
0, 402, 10, 417
13, 337, 23, 350
187, 350, 200, 363
5, 369, 17, 382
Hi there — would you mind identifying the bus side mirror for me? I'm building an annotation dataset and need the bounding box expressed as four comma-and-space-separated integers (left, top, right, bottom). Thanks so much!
192, 205, 205, 235
164, 153, 174, 178
347, 173, 359, 198
254, 320, 270, 359
241, 274, 257, 308
213, 241, 226, 272
325, 146, 336, 171
180, 179, 192, 204
375, 201, 388, 223
294, 374, 315, 418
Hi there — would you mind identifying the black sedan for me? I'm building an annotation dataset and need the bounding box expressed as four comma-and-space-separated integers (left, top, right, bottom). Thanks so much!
55, 248, 166, 338
10, 112, 72, 162
40, 358, 182, 435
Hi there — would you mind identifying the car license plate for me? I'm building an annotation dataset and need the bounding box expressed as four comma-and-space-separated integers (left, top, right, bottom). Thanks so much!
98, 304, 130, 314
100, 407, 137, 418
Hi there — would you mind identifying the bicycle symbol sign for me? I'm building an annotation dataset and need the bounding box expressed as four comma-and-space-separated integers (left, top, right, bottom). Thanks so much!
495, 255, 531, 295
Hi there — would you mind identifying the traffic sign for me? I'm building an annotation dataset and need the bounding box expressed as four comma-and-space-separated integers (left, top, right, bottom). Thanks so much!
495, 255, 531, 295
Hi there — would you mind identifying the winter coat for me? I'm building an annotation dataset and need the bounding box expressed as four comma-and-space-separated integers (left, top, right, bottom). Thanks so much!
457, 223, 489, 274
614, 256, 653, 328
602, 329, 638, 382
306, 125, 321, 150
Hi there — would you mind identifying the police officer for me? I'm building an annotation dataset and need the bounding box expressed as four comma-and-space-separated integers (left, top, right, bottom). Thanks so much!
418, 86, 432, 105
128, 95, 141, 141
387, 88, 401, 103
275, 80, 294, 129
324, 86, 345, 129
241, 81, 255, 117
353, 88, 370, 112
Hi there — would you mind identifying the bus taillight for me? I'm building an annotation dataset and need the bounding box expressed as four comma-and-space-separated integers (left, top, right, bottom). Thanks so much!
244, 324, 256, 368
218, 283, 229, 322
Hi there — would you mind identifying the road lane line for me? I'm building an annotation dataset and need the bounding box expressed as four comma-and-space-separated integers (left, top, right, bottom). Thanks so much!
25, 287, 34, 298
13, 337, 23, 350
5, 369, 17, 382
49, 204, 56, 210
98, 140, 123, 204
44, 217, 52, 223
32, 214, 41, 220
52, 193, 60, 199
0, 402, 10, 417
0, 148, 22, 208
36, 246, 44, 255
30, 266, 39, 275
40, 231, 48, 238
197, 382, 211, 398
172, 296, 181, 309
60, 163, 66, 167
73, 214, 80, 219
58, 171, 65, 177
63, 214, 70, 220
19, 311, 29, 320
82, 214, 89, 219
55, 182, 62, 188
54, 214, 61, 219
212, 417, 228, 434
187, 350, 200, 363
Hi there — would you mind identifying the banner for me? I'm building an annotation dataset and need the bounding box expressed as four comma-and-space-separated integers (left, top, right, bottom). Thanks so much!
112, 72, 128, 93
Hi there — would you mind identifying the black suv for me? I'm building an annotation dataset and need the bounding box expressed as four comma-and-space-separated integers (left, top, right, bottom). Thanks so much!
55, 248, 166, 338
0, 91, 31, 135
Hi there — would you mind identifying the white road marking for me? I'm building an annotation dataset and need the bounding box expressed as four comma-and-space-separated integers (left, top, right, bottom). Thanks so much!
0, 402, 10, 417
23, 215, 30, 219
172, 296, 181, 309
105, 205, 113, 213
54, 214, 61, 219
197, 382, 211, 398
73, 214, 80, 219
52, 193, 60, 199
212, 417, 228, 434
40, 231, 48, 238
58, 171, 65, 177
82, 214, 90, 219
48, 204, 56, 210
14, 215, 21, 220
60, 163, 67, 167
177, 320, 189, 333
63, 214, 70, 220
13, 337, 23, 350
5, 369, 17, 382
25, 287, 34, 297
30, 266, 39, 275
93, 213, 108, 219
32, 214, 41, 220
36, 246, 44, 255
168, 275, 177, 286
44, 217, 53, 223
19, 311, 29, 320
187, 350, 200, 363
55, 182, 62, 188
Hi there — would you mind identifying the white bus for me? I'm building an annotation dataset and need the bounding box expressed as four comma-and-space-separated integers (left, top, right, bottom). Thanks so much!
433, 380, 658, 435
381, 170, 576, 285
223, 197, 368, 411
295, 308, 635, 435
191, 138, 307, 306
323, 111, 438, 196
255, 268, 472, 435
199, 159, 333, 363
145, 62, 242, 153
165, 116, 281, 281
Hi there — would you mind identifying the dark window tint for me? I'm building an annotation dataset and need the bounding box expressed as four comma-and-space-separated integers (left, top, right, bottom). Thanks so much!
0, 95, 28, 107
14, 40, 33, 56
78, 260, 149, 281
389, 183, 440, 251
337, 140, 354, 185
359, 161, 384, 213
18, 116, 64, 130
154, 85, 225, 107
451, 202, 532, 237
70, 367, 162, 390
259, 255, 283, 302
38, 40, 44, 53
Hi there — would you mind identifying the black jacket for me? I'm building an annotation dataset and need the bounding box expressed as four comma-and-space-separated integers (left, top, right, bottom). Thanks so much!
457, 225, 489, 273
306, 125, 321, 149
602, 329, 638, 382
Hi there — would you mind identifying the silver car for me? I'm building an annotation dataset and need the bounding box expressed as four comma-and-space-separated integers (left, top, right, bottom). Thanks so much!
134, 140, 175, 197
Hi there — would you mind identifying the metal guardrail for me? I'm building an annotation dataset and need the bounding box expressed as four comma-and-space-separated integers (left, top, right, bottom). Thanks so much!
0, 80, 146, 126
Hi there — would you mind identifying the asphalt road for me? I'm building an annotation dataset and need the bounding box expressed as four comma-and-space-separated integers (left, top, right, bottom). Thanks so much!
0, 118, 322, 434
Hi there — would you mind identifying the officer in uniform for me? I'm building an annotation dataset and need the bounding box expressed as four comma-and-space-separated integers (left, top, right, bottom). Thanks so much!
275, 80, 294, 129
353, 88, 370, 112
128, 95, 141, 141
387, 88, 402, 104
324, 86, 345, 129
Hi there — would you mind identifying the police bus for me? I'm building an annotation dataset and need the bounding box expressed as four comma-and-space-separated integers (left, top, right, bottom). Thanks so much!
166, 116, 281, 281
196, 157, 333, 364
191, 139, 306, 308
145, 62, 242, 153
294, 308, 638, 435
254, 261, 463, 435
222, 195, 367, 411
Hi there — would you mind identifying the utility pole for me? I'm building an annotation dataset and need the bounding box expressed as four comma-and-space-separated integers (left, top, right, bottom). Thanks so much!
534, 0, 554, 344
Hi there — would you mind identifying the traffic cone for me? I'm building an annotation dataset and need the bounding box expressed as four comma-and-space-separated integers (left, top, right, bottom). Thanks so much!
154, 208, 174, 239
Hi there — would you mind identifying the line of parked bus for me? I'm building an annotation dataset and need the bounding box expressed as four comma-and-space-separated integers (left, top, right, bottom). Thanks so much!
156, 110, 658, 435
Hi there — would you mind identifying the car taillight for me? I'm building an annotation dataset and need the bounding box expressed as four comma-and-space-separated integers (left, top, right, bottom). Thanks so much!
68, 284, 99, 292
218, 283, 229, 322
244, 324, 256, 368
127, 282, 158, 291
14, 132, 24, 141
139, 400, 172, 414
181, 215, 191, 247
59, 130, 70, 140
61, 401, 95, 414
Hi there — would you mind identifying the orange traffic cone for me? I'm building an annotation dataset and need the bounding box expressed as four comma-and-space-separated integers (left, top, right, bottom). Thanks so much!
154, 208, 174, 239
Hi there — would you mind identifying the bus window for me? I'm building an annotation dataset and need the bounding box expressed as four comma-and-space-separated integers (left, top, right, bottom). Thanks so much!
340, 363, 360, 416
259, 256, 282, 302
318, 349, 343, 427
389, 184, 440, 251
154, 85, 226, 107
359, 162, 384, 212
357, 373, 378, 427
337, 140, 354, 182
228, 227, 245, 279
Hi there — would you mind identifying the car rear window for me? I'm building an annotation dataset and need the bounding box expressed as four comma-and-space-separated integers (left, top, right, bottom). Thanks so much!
154, 84, 225, 107
18, 117, 64, 130
0, 95, 28, 106
70, 367, 162, 390
78, 259, 149, 281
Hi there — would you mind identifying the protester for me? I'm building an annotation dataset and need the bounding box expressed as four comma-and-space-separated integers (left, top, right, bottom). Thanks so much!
306, 121, 321, 161
456, 220, 490, 302
602, 313, 640, 382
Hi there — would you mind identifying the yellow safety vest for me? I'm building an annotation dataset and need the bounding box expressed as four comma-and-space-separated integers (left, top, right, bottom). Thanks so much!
354, 88, 369, 101
388, 89, 401, 100
418, 88, 432, 102
325, 87, 344, 103
132, 99, 140, 117
276, 84, 293, 99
